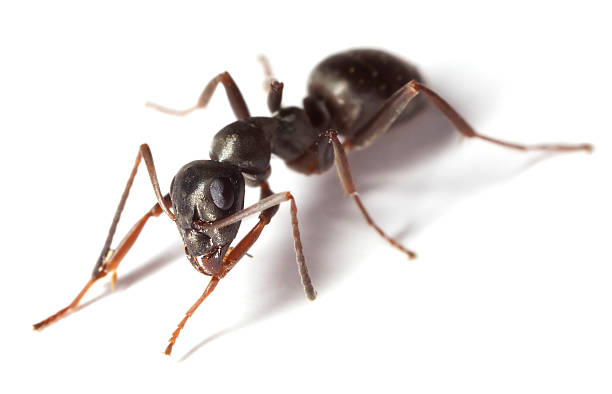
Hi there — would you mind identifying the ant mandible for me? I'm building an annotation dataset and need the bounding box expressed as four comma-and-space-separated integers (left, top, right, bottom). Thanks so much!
33, 49, 592, 355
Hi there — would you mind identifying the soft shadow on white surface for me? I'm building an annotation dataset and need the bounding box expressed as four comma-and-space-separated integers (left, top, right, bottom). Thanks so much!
52, 96, 581, 361
76, 245, 183, 312
179, 99, 574, 360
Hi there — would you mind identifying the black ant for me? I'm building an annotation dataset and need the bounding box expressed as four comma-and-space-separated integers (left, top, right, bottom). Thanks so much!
33, 49, 592, 355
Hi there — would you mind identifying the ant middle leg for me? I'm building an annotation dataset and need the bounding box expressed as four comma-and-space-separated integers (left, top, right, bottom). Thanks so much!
33, 144, 175, 330
302, 130, 418, 259
348, 81, 593, 153
146, 71, 250, 119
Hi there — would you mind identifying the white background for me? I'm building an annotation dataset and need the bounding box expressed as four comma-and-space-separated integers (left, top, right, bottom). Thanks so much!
2, 1, 610, 393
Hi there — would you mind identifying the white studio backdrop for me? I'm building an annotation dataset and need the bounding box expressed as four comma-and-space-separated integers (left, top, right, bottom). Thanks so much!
1, 1, 610, 393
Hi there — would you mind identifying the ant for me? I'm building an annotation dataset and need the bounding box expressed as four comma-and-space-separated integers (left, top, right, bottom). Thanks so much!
33, 49, 592, 355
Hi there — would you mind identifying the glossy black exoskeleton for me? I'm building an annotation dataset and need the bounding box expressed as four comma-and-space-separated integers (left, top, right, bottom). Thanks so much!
171, 160, 245, 276
34, 49, 592, 355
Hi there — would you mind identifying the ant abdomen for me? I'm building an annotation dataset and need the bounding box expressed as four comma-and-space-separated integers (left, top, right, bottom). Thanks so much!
306, 49, 425, 138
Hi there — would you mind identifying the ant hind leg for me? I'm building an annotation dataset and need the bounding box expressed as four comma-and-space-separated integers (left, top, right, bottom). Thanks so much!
348, 80, 593, 153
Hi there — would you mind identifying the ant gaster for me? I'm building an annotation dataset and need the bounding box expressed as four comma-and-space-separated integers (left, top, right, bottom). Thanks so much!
33, 49, 592, 355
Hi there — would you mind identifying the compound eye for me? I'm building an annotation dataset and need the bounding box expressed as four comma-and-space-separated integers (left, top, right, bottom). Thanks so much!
209, 177, 235, 210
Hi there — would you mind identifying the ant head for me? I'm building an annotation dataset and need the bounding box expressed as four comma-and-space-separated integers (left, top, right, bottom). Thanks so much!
170, 160, 245, 276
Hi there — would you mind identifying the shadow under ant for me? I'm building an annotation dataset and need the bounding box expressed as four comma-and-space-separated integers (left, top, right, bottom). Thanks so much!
64, 101, 553, 361
76, 245, 183, 312
178, 99, 560, 360
55, 100, 556, 359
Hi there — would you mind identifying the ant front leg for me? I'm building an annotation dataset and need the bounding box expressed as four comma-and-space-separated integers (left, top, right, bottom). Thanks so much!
33, 144, 175, 330
221, 182, 280, 274
146, 71, 250, 119
320, 130, 418, 260
348, 81, 593, 153
164, 186, 315, 355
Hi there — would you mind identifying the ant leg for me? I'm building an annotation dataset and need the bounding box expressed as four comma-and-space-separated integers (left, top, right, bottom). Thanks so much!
164, 276, 220, 355
164, 183, 314, 356
33, 144, 175, 330
320, 130, 417, 259
257, 55, 275, 90
267, 80, 284, 113
221, 182, 280, 274
192, 190, 317, 301
348, 81, 593, 153
257, 55, 284, 113
146, 71, 250, 119
33, 198, 169, 330
93, 143, 175, 277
